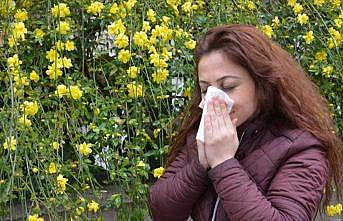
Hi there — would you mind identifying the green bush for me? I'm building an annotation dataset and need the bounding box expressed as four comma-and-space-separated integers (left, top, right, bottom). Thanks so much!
0, 0, 341, 220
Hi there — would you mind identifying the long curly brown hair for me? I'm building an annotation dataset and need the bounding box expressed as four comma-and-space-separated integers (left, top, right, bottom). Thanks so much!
164, 24, 342, 207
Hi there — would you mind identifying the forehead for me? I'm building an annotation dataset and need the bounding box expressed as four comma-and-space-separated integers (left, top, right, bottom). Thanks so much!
198, 51, 247, 83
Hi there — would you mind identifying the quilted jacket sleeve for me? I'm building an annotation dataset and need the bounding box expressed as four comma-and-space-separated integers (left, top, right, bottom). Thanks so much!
148, 143, 210, 221
208, 132, 329, 221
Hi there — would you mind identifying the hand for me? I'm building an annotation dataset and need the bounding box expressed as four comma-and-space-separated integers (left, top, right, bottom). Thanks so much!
204, 96, 239, 168
196, 140, 209, 170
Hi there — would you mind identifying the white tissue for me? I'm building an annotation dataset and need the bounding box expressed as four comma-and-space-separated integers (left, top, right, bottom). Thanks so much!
196, 86, 234, 143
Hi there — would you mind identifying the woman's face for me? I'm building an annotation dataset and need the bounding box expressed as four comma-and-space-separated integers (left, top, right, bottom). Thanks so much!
198, 50, 258, 127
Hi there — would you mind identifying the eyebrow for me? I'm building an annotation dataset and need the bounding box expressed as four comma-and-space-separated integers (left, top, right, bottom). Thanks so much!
199, 75, 240, 84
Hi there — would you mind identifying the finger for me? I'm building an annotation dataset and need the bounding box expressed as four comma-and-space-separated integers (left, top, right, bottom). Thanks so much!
232, 118, 239, 128
210, 99, 220, 130
204, 110, 213, 139
213, 97, 222, 116
222, 113, 237, 141
222, 102, 232, 129
219, 99, 230, 128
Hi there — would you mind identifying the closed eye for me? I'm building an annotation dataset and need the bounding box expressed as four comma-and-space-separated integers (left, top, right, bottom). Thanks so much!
222, 86, 235, 92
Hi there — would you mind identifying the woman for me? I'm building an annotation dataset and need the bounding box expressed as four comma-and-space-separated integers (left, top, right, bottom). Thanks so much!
148, 24, 342, 221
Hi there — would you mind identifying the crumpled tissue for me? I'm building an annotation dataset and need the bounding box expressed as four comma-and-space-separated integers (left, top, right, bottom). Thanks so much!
196, 86, 234, 143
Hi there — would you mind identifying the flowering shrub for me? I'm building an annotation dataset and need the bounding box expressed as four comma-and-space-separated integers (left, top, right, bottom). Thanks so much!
0, 0, 341, 220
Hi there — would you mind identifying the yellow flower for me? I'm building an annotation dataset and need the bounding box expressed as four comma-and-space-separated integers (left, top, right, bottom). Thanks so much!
63, 57, 73, 68
56, 57, 72, 69
46, 65, 62, 79
137, 160, 146, 168
297, 13, 309, 25
272, 16, 280, 28
147, 9, 156, 23
55, 85, 68, 98
315, 51, 327, 61
148, 46, 157, 54
327, 37, 335, 49
32, 168, 39, 173
118, 49, 131, 63
46, 49, 60, 62
246, 1, 256, 10
162, 16, 171, 24
125, 0, 137, 11
153, 167, 165, 178
77, 142, 93, 156
69, 85, 83, 100
152, 69, 169, 84
51, 3, 70, 18
49, 162, 57, 174
28, 214, 44, 221
142, 21, 151, 32
87, 200, 99, 213
55, 40, 65, 51
8, 36, 16, 48
314, 0, 325, 6
127, 66, 139, 78
14, 76, 30, 87
167, 0, 181, 7
57, 174, 68, 192
303, 31, 314, 44
149, 53, 168, 68
52, 142, 60, 150
127, 82, 143, 98
328, 27, 342, 46
76, 206, 85, 216
153, 25, 173, 42
331, 0, 340, 8
94, 108, 100, 116
34, 28, 45, 39
151, 129, 160, 139
326, 205, 337, 216
65, 40, 75, 51
287, 0, 296, 6
292, 3, 303, 14
322, 65, 333, 78
29, 70, 40, 82
87, 1, 104, 15
162, 48, 172, 61
14, 9, 28, 21
261, 25, 274, 38
133, 31, 148, 47
114, 33, 129, 48
183, 86, 192, 98
185, 39, 196, 49
197, 0, 205, 8
182, 1, 192, 13
108, 19, 126, 35
56, 21, 70, 35
18, 115, 32, 127
21, 101, 39, 116
12, 22, 27, 41
334, 18, 342, 28
109, 3, 119, 14
3, 136, 17, 151
7, 54, 22, 69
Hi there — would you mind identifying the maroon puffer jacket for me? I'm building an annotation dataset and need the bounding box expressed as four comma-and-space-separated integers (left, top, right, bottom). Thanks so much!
148, 119, 329, 221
